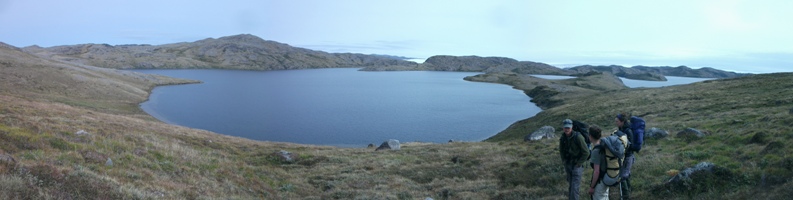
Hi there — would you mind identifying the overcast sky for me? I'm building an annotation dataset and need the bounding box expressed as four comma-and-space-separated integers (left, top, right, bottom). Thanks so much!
1, 0, 791, 73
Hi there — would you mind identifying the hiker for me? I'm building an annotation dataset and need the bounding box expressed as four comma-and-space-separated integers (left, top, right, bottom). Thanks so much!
616, 113, 634, 199
587, 125, 609, 199
559, 119, 589, 200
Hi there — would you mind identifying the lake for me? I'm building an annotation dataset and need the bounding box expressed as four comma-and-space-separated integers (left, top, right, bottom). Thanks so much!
135, 68, 538, 147
619, 76, 715, 88
529, 74, 714, 88
135, 69, 713, 147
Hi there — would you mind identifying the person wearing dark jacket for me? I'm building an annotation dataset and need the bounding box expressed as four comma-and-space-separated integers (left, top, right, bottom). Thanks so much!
616, 113, 635, 199
559, 119, 590, 200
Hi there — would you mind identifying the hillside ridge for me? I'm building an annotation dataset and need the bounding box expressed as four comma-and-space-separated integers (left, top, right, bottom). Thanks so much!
20, 34, 748, 81
22, 34, 419, 70
363, 55, 749, 81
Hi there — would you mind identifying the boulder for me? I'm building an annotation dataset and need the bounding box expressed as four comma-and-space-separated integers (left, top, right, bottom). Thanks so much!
677, 128, 705, 138
525, 126, 555, 141
367, 143, 375, 148
664, 162, 733, 193
667, 162, 714, 184
375, 139, 400, 151
272, 150, 297, 163
646, 127, 669, 139
75, 130, 89, 135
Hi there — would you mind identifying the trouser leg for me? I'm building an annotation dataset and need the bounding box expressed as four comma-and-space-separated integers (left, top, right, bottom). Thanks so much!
571, 165, 582, 200
565, 163, 572, 196
620, 154, 635, 200
564, 163, 582, 200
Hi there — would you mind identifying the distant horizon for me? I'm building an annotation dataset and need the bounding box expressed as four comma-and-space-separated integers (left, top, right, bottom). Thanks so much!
3, 1, 792, 74
404, 57, 759, 74
4, 35, 775, 74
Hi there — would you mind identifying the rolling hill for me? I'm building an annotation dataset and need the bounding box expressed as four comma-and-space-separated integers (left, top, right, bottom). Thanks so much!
0, 36, 791, 199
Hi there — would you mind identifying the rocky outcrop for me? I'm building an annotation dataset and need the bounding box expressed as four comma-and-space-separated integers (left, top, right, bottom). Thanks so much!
633, 65, 748, 78
23, 34, 418, 71
362, 55, 571, 75
646, 127, 669, 139
661, 162, 734, 194
271, 150, 297, 163
569, 65, 667, 81
366, 55, 748, 81
526, 85, 563, 109
483, 60, 572, 75
571, 65, 749, 80
375, 139, 401, 151
421, 55, 518, 71
465, 72, 626, 109
525, 126, 556, 141
677, 127, 706, 139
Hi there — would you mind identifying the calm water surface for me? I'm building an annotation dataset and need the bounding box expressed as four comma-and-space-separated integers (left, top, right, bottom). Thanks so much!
136, 68, 538, 147
619, 76, 715, 88
530, 74, 713, 88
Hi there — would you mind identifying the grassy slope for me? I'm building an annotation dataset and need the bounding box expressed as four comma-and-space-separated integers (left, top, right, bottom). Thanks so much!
486, 72, 793, 199
2, 41, 793, 199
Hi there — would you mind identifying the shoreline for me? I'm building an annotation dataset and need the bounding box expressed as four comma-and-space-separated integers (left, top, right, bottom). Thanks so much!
133, 68, 536, 147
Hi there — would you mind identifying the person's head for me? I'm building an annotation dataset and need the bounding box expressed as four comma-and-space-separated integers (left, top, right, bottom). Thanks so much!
562, 119, 573, 136
615, 112, 629, 127
589, 125, 602, 141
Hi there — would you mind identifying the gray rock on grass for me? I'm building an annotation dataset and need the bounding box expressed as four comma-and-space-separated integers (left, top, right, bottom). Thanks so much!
525, 126, 556, 141
375, 139, 400, 151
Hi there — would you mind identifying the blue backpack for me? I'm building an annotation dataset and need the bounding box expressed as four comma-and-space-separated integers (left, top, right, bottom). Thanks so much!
629, 116, 645, 152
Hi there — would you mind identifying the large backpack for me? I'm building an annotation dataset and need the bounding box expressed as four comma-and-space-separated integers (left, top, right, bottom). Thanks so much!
572, 120, 591, 146
629, 116, 646, 152
599, 135, 627, 186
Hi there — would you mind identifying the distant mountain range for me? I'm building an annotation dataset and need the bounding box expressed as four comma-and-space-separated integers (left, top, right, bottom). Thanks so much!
364, 55, 749, 80
19, 34, 748, 80
22, 34, 418, 70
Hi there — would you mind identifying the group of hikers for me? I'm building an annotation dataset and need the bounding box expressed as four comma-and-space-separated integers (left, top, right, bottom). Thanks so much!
559, 113, 645, 200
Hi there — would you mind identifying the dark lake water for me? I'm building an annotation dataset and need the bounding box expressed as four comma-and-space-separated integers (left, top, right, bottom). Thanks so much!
135, 68, 538, 147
